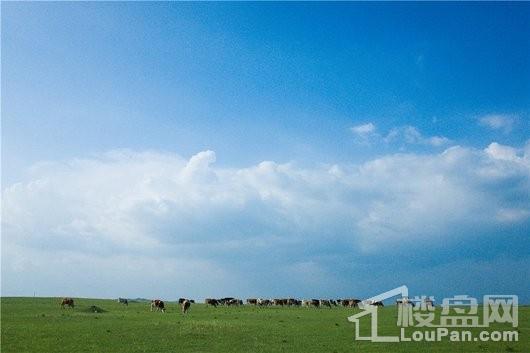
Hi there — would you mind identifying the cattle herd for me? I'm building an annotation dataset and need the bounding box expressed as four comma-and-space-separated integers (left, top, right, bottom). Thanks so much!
59, 297, 386, 313
205, 297, 379, 308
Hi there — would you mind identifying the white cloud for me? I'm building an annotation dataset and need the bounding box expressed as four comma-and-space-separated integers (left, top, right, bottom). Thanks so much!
485, 142, 519, 161
2, 144, 529, 297
350, 122, 377, 144
350, 123, 449, 148
479, 114, 516, 133
385, 126, 450, 147
427, 136, 451, 147
350, 122, 376, 136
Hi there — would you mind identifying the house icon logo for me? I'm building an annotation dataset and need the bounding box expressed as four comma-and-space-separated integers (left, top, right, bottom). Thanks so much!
347, 285, 408, 342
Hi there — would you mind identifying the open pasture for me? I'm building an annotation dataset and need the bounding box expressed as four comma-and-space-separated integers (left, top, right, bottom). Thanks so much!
1, 297, 528, 353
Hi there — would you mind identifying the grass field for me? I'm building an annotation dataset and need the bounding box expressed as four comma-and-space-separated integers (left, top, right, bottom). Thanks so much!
1, 297, 527, 353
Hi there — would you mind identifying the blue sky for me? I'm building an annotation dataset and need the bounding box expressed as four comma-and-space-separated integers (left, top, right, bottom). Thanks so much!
2, 2, 529, 302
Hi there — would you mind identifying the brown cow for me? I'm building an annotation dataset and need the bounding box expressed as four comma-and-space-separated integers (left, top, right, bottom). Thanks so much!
61, 298, 74, 308
181, 300, 191, 314
151, 299, 165, 312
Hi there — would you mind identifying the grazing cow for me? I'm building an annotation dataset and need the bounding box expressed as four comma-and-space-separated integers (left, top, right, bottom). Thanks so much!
351, 299, 361, 308
151, 299, 165, 312
258, 298, 271, 306
226, 298, 241, 306
247, 298, 258, 305
61, 298, 74, 308
320, 300, 332, 308
118, 298, 128, 306
302, 299, 311, 307
371, 301, 384, 307
288, 298, 301, 306
310, 299, 320, 307
275, 299, 289, 306
343, 299, 361, 308
205, 298, 219, 307
218, 297, 234, 306
272, 299, 284, 306
181, 300, 191, 314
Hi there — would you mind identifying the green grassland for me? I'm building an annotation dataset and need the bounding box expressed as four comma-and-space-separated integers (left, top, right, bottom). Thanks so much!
1, 297, 527, 353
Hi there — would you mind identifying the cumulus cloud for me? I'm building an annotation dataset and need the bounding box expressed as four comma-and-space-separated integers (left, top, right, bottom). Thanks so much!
479, 114, 516, 133
485, 142, 518, 161
2, 144, 530, 298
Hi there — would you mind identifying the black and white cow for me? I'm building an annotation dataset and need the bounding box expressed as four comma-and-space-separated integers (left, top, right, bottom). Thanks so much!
151, 299, 165, 312
118, 298, 128, 306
